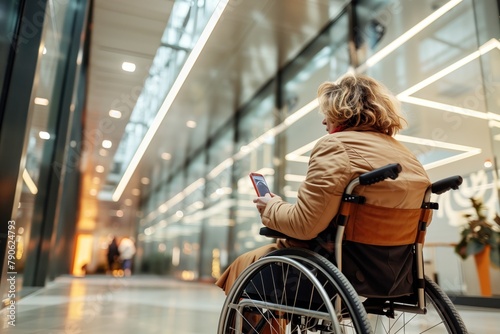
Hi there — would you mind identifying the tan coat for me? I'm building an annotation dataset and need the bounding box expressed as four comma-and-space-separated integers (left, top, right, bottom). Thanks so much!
216, 130, 431, 293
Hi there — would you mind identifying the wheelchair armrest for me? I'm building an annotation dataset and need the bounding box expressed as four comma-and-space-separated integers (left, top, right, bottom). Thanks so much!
259, 227, 289, 239
431, 175, 463, 194
359, 163, 402, 186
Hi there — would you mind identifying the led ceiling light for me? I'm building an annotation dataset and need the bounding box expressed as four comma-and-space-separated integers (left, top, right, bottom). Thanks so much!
113, 0, 230, 202
109, 109, 122, 118
102, 140, 112, 149
34, 97, 49, 106
122, 62, 136, 72
39, 131, 50, 140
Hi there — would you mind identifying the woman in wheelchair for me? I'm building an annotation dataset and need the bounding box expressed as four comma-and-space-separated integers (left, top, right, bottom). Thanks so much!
216, 73, 431, 296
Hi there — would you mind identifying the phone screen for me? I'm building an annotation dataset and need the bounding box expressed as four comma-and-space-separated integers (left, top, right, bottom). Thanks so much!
250, 173, 270, 196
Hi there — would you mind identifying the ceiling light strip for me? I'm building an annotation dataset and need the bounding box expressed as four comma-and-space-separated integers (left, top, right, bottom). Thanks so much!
398, 96, 489, 119
23, 169, 38, 195
358, 0, 462, 72
234, 100, 319, 162
207, 158, 234, 180
284, 174, 306, 182
396, 134, 481, 151
113, 0, 230, 202
148, 178, 207, 221
397, 51, 481, 98
283, 99, 319, 126
286, 138, 321, 161
397, 39, 498, 98
423, 149, 481, 170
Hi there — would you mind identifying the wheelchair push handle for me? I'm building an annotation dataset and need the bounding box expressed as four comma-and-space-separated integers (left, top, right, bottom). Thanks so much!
431, 175, 463, 194
359, 163, 402, 186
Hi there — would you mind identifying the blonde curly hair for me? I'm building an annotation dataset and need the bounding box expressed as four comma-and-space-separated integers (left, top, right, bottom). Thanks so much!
317, 74, 406, 136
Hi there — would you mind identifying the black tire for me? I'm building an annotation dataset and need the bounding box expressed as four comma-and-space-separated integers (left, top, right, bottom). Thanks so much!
270, 248, 373, 334
218, 248, 372, 333
366, 276, 468, 333
422, 276, 468, 333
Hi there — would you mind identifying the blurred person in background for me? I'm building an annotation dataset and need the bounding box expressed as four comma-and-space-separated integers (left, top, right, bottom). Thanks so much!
119, 236, 136, 277
107, 236, 120, 275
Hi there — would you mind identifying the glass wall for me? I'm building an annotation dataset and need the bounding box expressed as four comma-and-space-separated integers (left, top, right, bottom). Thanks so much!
0, 0, 90, 303
355, 0, 500, 298
0, 1, 22, 108
281, 12, 351, 204
232, 81, 278, 262
137, 0, 500, 302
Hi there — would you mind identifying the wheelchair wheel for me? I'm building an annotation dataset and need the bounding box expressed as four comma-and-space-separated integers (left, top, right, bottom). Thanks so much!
366, 276, 468, 333
218, 248, 372, 333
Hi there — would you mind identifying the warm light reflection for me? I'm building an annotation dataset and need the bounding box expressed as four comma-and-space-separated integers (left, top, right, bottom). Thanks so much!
72, 234, 93, 276
67, 280, 86, 320
181, 270, 196, 280
172, 246, 180, 266
212, 248, 221, 279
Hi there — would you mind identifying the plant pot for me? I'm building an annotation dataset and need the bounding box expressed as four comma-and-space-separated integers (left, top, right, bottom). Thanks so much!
473, 245, 492, 297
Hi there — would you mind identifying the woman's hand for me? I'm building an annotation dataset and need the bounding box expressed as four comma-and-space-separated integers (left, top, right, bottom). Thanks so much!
253, 192, 281, 215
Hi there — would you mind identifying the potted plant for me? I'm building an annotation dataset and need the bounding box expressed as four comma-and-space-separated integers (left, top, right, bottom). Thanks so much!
454, 197, 500, 296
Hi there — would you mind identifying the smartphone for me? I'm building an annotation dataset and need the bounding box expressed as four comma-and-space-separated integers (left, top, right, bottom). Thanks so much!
249, 172, 271, 196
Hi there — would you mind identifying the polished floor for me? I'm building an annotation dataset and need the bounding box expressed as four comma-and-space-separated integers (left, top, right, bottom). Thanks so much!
0, 275, 498, 333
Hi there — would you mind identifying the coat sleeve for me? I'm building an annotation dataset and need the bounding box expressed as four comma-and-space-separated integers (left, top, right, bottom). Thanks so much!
261, 136, 352, 240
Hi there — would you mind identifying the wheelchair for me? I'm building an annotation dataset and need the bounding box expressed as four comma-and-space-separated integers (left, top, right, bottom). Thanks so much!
218, 163, 468, 333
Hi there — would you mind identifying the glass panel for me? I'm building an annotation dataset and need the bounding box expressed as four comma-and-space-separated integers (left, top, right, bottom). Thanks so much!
281, 12, 350, 203
0, 1, 22, 102
200, 129, 234, 278
232, 81, 277, 259
12, 0, 72, 295
356, 0, 500, 298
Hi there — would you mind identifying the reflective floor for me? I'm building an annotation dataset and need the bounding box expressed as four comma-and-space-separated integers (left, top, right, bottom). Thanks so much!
0, 275, 498, 333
